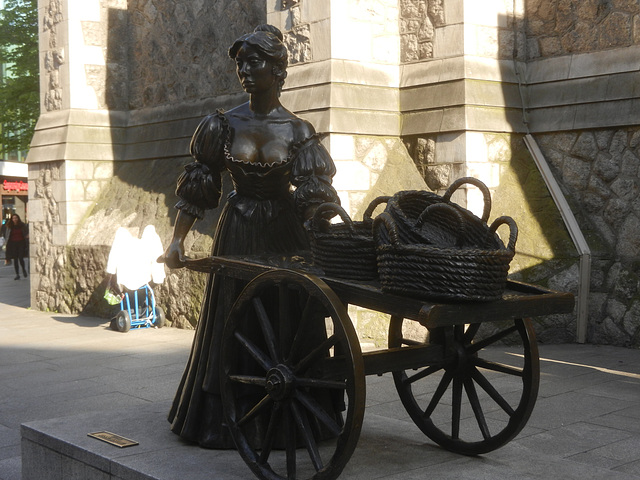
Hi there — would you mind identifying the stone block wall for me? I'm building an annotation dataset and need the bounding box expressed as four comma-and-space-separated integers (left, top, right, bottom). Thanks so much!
29, 0, 265, 325
128, 0, 260, 109
67, 158, 220, 328
29, 0, 640, 347
328, 133, 428, 346
517, 1, 640, 346
535, 128, 640, 346
400, 0, 526, 63
526, 0, 640, 59
400, 0, 445, 62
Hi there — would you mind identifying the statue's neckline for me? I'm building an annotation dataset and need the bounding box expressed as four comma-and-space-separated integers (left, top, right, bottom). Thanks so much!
218, 111, 317, 168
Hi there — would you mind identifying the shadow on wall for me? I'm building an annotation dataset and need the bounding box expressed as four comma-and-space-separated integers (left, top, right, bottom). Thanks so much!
69, 4, 267, 325
493, 11, 580, 343
103, 3, 261, 240
100, 2, 270, 235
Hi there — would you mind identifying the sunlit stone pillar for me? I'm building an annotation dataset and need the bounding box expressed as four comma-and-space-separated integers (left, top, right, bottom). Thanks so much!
269, 0, 426, 217
28, 0, 126, 312
399, 0, 527, 211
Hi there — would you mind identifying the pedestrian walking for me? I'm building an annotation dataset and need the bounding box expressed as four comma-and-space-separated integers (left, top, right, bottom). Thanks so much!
0, 219, 6, 260
5, 214, 28, 280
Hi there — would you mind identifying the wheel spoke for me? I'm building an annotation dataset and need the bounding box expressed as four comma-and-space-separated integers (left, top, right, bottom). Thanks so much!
296, 377, 347, 390
291, 400, 324, 472
251, 297, 279, 363
294, 334, 339, 374
468, 325, 518, 354
229, 375, 267, 387
464, 377, 490, 440
424, 370, 453, 418
474, 357, 524, 377
259, 403, 282, 464
228, 374, 267, 387
463, 323, 481, 343
404, 364, 445, 386
471, 367, 515, 416
233, 331, 274, 371
296, 389, 343, 437
287, 296, 316, 364
279, 283, 294, 359
451, 377, 463, 439
237, 395, 273, 428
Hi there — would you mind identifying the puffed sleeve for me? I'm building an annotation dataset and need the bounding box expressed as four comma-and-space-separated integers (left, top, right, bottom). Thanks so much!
174, 112, 226, 219
291, 135, 340, 219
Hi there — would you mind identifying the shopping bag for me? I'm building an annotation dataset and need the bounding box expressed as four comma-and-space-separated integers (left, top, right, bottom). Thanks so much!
104, 288, 122, 306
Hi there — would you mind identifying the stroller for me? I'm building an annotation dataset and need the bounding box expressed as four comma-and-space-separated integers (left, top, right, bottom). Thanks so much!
109, 283, 165, 332
105, 225, 167, 333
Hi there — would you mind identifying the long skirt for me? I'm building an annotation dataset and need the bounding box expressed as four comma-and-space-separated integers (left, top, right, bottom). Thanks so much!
168, 194, 313, 448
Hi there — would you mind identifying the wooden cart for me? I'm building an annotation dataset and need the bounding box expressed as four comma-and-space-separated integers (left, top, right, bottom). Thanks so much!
184, 254, 574, 480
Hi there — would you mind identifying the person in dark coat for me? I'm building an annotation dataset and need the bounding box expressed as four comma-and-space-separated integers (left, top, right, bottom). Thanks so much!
5, 214, 28, 280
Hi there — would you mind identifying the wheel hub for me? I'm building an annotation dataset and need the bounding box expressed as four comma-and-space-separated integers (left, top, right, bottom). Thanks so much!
265, 364, 295, 401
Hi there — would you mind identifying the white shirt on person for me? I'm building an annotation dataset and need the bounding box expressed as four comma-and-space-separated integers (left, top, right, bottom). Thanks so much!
106, 225, 166, 290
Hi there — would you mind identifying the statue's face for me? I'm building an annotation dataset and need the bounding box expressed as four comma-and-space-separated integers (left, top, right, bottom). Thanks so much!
235, 43, 277, 94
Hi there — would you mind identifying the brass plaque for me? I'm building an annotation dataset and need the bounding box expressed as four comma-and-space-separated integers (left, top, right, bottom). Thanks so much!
88, 431, 139, 448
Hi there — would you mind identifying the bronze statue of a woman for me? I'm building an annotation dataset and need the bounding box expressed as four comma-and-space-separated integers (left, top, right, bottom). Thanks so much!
161, 24, 340, 449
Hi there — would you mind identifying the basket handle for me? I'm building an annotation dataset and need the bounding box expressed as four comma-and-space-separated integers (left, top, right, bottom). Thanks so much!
363, 195, 391, 221
415, 203, 466, 247
489, 216, 518, 252
373, 212, 400, 246
442, 177, 492, 223
311, 202, 355, 234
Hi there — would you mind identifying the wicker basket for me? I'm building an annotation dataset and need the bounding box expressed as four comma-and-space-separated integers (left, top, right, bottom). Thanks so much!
374, 204, 518, 302
382, 177, 494, 246
308, 197, 390, 281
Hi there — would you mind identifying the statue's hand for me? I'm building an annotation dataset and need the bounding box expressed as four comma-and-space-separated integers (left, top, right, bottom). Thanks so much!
158, 240, 187, 269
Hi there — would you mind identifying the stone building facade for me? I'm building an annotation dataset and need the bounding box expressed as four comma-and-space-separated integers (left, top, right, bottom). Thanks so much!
521, 0, 640, 346
27, 0, 640, 347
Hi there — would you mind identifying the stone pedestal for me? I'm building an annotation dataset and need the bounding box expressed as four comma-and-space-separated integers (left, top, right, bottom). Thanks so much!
21, 404, 246, 480
21, 402, 438, 480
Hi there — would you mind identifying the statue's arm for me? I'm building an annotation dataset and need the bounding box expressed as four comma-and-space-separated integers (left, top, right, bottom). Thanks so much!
159, 210, 197, 269
159, 113, 226, 268
291, 134, 340, 222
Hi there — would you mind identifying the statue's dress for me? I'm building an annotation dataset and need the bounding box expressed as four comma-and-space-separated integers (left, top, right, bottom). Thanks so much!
168, 111, 340, 448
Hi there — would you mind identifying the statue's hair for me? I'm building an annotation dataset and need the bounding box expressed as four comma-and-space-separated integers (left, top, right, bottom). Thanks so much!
228, 25, 288, 92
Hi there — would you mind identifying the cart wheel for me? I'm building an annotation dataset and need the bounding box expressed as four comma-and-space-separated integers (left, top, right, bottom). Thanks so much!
154, 306, 166, 328
221, 269, 365, 480
388, 317, 539, 455
115, 310, 131, 333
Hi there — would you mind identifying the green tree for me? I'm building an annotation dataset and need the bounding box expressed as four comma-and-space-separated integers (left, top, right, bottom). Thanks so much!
0, 0, 38, 156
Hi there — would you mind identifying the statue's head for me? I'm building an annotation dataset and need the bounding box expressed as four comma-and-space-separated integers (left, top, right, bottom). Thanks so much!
229, 25, 288, 93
